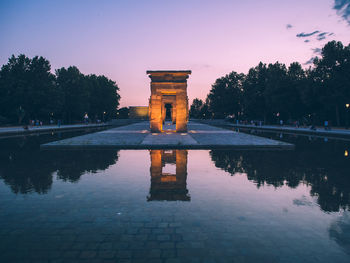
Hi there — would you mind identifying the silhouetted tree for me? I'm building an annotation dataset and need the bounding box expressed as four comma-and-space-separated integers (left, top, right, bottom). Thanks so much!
0, 54, 58, 124
242, 62, 268, 121
0, 54, 121, 125
189, 98, 204, 118
195, 40, 350, 126
312, 41, 350, 126
55, 66, 90, 122
207, 71, 245, 118
86, 74, 120, 121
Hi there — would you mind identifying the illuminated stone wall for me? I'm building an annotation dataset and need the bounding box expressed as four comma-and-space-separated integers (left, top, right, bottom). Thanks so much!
147, 70, 191, 132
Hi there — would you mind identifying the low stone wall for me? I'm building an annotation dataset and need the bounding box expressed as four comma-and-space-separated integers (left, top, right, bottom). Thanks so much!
194, 119, 350, 139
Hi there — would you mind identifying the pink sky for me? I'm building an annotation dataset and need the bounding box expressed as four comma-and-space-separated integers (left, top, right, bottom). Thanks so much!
1, 0, 350, 107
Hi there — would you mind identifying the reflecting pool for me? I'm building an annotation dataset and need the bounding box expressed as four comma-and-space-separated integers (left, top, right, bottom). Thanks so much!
1, 134, 350, 262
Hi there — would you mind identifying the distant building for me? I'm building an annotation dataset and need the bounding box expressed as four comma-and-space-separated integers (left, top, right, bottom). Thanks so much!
129, 106, 149, 119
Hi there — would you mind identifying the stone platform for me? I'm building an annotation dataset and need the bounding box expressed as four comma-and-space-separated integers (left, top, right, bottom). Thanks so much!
41, 121, 293, 150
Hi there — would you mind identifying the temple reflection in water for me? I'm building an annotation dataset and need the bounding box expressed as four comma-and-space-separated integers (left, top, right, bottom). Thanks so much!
148, 150, 190, 201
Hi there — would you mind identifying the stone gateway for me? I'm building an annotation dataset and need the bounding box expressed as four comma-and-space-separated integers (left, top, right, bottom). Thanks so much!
147, 70, 191, 132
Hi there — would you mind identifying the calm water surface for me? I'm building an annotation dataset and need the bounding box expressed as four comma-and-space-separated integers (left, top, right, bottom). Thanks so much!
0, 132, 350, 263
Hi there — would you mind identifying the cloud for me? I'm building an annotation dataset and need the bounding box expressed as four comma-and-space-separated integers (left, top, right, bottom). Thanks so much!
333, 0, 350, 24
296, 31, 320, 38
293, 197, 314, 207
317, 32, 329, 41
304, 56, 317, 65
312, 48, 322, 55
296, 31, 334, 43
191, 64, 212, 70
317, 32, 328, 37
286, 24, 293, 29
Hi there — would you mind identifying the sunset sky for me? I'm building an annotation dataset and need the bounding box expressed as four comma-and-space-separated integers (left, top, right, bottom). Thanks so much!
1, 0, 350, 107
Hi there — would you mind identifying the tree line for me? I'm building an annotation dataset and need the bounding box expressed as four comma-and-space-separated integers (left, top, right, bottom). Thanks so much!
190, 41, 350, 126
0, 54, 120, 125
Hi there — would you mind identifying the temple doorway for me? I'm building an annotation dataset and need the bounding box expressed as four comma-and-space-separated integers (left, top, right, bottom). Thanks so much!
165, 103, 172, 120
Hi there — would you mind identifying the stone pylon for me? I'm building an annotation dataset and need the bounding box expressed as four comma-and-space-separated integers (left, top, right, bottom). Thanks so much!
147, 70, 191, 132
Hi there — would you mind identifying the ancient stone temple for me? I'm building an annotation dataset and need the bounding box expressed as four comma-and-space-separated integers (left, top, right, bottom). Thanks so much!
147, 70, 191, 132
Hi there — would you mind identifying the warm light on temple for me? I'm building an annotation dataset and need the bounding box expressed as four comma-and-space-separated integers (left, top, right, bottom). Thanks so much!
147, 71, 191, 133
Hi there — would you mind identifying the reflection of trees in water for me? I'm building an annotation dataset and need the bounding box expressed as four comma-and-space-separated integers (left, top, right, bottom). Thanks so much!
0, 149, 118, 194
329, 212, 350, 255
54, 150, 118, 182
210, 147, 350, 212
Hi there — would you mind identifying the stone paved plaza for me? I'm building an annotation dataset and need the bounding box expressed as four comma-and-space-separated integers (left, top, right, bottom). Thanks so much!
41, 121, 293, 149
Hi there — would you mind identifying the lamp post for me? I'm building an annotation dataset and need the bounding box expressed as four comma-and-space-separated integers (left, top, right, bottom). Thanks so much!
346, 104, 350, 129
103, 111, 106, 123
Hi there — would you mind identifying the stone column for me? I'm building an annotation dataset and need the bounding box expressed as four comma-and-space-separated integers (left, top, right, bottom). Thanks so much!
176, 91, 188, 132
162, 101, 166, 123
149, 91, 162, 132
172, 102, 176, 124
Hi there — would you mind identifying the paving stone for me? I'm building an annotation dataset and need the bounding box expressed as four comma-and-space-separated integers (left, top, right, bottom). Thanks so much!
165, 259, 182, 263
152, 228, 164, 234
147, 249, 161, 258
145, 241, 159, 249
157, 234, 171, 241
161, 249, 176, 258
99, 242, 113, 250
139, 228, 151, 234
98, 250, 116, 259
159, 242, 175, 249
129, 241, 145, 249
117, 250, 132, 258
79, 250, 97, 259
171, 234, 182, 241
164, 228, 175, 234
42, 121, 293, 150
72, 242, 86, 250
132, 249, 148, 258
113, 242, 129, 249
63, 250, 79, 259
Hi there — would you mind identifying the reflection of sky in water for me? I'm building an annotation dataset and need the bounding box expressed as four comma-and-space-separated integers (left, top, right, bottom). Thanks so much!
162, 164, 177, 175
0, 149, 350, 261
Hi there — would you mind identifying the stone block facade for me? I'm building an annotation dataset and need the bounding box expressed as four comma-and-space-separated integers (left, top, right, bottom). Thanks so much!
147, 70, 191, 132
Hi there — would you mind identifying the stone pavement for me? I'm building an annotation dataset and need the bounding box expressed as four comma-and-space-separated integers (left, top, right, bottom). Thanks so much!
41, 121, 293, 149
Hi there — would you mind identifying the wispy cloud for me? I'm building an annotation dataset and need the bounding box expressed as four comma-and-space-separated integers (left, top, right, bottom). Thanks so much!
304, 56, 317, 65
296, 31, 334, 43
286, 24, 293, 29
312, 48, 322, 55
296, 31, 320, 38
333, 0, 350, 25
317, 32, 328, 41
190, 64, 212, 70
